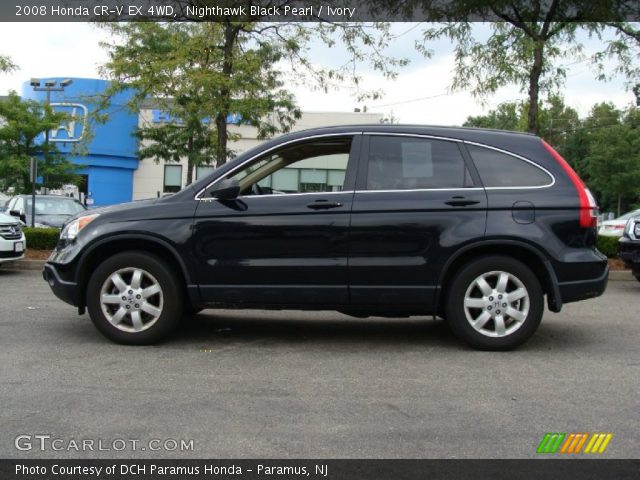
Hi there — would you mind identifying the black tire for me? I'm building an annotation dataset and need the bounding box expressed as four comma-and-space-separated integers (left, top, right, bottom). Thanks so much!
86, 251, 183, 344
445, 255, 544, 350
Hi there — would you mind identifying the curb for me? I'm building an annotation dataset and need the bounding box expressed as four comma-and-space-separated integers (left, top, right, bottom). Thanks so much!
2, 259, 637, 282
608, 270, 635, 282
1, 259, 46, 271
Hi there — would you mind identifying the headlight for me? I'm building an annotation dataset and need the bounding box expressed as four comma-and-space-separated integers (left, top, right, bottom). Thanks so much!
624, 217, 640, 240
60, 214, 100, 241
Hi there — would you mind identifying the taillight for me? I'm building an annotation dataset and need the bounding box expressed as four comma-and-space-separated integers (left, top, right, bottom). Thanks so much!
542, 139, 597, 228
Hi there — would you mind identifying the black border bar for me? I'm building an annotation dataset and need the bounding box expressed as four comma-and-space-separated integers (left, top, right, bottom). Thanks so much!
2, 459, 639, 480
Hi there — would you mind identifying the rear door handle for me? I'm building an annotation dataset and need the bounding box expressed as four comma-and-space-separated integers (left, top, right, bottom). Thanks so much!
307, 200, 343, 210
445, 196, 480, 207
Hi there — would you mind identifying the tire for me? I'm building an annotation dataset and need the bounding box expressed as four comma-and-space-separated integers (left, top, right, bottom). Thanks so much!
86, 251, 183, 344
445, 255, 544, 351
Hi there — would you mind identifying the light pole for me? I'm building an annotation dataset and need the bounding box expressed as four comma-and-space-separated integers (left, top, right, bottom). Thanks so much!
29, 78, 73, 227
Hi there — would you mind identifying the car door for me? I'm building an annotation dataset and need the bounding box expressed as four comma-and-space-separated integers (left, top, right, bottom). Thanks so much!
191, 134, 361, 306
348, 133, 487, 310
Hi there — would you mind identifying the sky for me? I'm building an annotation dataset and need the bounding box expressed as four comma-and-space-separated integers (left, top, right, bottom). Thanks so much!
0, 22, 635, 125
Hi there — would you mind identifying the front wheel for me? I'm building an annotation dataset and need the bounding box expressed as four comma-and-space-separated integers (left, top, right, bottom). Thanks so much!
86, 251, 183, 344
445, 255, 544, 350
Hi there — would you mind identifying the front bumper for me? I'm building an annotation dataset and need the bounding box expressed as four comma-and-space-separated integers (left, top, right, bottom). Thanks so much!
42, 263, 80, 307
0, 233, 26, 264
618, 237, 640, 275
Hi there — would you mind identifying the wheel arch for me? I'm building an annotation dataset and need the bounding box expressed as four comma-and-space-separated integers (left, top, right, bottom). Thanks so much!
436, 240, 562, 315
75, 234, 196, 309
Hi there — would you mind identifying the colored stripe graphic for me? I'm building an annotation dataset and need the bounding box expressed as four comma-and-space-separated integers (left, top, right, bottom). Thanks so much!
559, 433, 589, 453
584, 433, 613, 454
537, 433, 565, 453
538, 433, 613, 454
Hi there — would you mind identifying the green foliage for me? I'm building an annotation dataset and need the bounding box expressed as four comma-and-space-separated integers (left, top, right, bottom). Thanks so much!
23, 227, 60, 250
594, 23, 640, 93
464, 102, 522, 131
597, 235, 621, 258
0, 54, 17, 73
0, 92, 83, 193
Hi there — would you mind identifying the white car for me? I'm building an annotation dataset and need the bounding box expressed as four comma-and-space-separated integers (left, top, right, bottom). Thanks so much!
598, 209, 640, 237
0, 211, 26, 265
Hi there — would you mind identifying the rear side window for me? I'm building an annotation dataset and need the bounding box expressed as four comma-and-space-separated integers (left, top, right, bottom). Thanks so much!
366, 136, 469, 190
467, 144, 552, 188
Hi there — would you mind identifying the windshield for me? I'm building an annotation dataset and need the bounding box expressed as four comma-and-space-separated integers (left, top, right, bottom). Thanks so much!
26, 197, 86, 216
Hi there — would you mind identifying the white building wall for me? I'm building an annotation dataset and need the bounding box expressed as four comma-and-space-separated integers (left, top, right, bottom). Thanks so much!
132, 110, 382, 200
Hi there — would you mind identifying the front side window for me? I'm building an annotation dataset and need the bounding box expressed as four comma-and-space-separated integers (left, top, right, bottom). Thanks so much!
366, 136, 469, 190
164, 164, 182, 193
467, 144, 552, 188
219, 137, 352, 196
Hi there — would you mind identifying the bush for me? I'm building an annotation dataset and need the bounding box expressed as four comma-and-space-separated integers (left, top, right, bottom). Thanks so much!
597, 235, 620, 258
23, 227, 60, 250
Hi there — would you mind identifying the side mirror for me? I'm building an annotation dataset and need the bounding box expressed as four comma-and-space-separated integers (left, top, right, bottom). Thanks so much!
9, 209, 26, 223
209, 179, 240, 200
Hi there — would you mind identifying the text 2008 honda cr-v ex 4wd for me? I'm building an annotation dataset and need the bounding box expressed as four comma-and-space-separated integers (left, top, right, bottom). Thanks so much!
43, 125, 608, 350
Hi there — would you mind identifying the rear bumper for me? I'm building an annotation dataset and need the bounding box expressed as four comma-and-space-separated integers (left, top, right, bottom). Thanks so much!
42, 263, 79, 307
557, 264, 609, 305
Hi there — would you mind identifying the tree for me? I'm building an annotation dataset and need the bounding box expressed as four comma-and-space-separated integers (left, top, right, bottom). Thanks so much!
417, 1, 604, 134
463, 102, 521, 130
0, 92, 81, 193
462, 95, 579, 149
100, 18, 405, 182
101, 22, 300, 182
585, 106, 640, 215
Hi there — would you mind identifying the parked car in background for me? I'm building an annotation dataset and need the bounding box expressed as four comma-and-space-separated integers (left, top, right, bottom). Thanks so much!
43, 125, 607, 350
598, 209, 640, 237
0, 211, 26, 265
4, 194, 86, 228
0, 192, 9, 205
618, 216, 640, 282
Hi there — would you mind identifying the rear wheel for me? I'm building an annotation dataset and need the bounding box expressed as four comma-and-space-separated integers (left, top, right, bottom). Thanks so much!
86, 251, 183, 344
445, 255, 543, 350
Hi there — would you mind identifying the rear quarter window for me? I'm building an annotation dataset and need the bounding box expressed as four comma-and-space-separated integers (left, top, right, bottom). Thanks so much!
467, 144, 552, 188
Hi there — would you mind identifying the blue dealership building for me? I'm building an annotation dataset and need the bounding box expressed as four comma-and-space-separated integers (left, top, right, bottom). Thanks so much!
22, 78, 138, 207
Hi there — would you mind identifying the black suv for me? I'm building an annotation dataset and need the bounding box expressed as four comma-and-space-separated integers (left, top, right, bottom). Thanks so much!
618, 216, 640, 281
43, 125, 608, 350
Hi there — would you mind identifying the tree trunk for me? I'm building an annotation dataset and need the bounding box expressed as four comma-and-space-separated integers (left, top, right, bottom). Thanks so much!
527, 43, 544, 135
617, 194, 622, 217
215, 112, 227, 168
215, 23, 237, 168
186, 135, 194, 185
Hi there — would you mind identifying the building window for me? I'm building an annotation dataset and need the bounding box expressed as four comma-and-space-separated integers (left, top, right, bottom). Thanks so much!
196, 165, 215, 180
164, 165, 182, 193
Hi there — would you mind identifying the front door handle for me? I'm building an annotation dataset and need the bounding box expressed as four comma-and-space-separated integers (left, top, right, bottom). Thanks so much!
307, 200, 343, 210
445, 196, 480, 207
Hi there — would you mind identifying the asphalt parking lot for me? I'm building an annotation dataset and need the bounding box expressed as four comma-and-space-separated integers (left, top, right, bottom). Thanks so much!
0, 269, 638, 459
